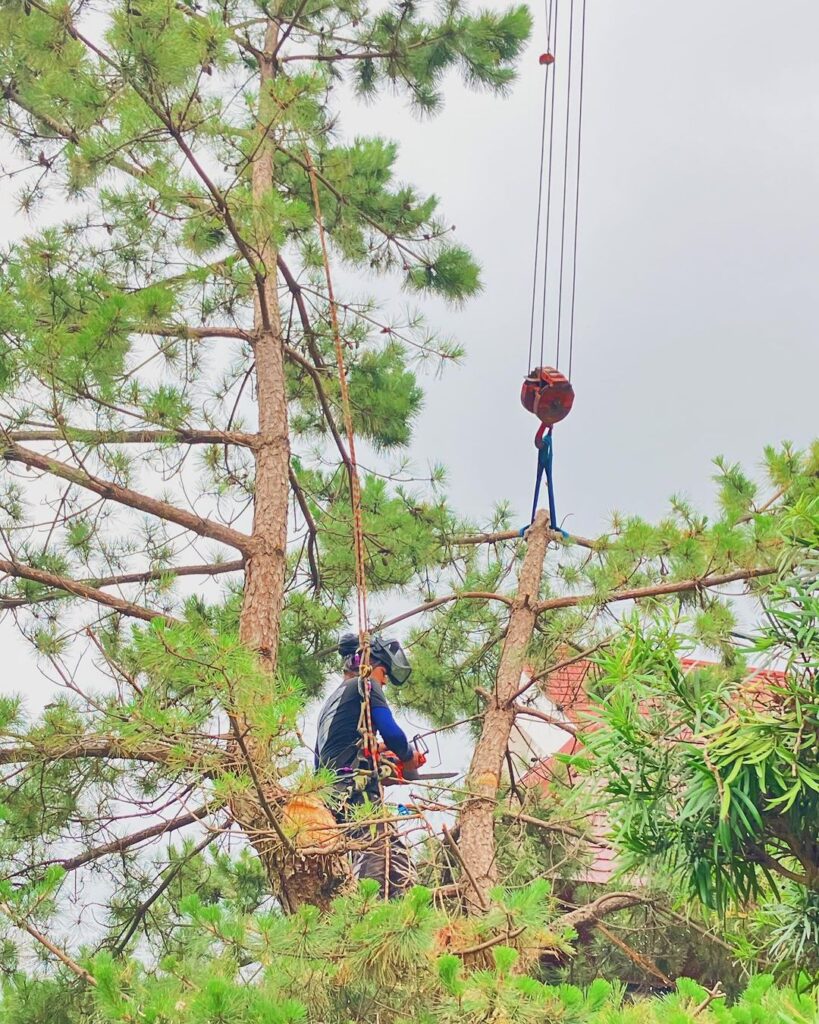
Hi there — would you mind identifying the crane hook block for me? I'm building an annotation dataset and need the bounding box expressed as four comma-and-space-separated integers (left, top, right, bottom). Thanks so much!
539, 52, 555, 65
521, 366, 574, 427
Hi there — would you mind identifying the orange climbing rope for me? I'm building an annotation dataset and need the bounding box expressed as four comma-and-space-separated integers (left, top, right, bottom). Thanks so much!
304, 149, 382, 788
305, 150, 370, 662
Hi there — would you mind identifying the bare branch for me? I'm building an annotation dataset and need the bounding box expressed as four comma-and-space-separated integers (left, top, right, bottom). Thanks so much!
0, 560, 243, 610
149, 326, 251, 341
38, 803, 218, 874
283, 343, 353, 473
0, 736, 224, 774
501, 810, 610, 846
289, 467, 320, 592
508, 643, 605, 703
377, 591, 513, 631
511, 704, 578, 737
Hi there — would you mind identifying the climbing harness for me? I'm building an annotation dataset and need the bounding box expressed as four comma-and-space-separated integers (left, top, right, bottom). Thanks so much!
306, 150, 383, 813
523, 0, 587, 529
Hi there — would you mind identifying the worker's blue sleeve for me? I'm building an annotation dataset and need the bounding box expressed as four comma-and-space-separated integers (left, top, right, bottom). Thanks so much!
371, 704, 412, 761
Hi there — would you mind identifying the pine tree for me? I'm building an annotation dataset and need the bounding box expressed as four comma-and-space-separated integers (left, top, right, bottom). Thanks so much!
0, 0, 531, 909
0, 0, 818, 1004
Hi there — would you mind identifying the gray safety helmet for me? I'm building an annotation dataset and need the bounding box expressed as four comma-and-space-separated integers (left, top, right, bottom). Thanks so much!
337, 633, 412, 686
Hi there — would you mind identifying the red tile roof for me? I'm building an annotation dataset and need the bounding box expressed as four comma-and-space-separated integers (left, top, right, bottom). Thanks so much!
521, 657, 788, 882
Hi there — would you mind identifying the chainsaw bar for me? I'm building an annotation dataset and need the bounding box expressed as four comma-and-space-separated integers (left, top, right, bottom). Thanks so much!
383, 771, 458, 785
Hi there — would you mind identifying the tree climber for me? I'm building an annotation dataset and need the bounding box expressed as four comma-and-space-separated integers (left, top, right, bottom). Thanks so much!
314, 634, 423, 896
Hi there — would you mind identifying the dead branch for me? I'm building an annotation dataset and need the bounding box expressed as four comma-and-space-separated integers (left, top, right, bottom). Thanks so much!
47, 803, 218, 873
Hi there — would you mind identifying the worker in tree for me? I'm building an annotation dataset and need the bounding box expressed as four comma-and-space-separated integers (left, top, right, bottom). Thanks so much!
314, 633, 422, 896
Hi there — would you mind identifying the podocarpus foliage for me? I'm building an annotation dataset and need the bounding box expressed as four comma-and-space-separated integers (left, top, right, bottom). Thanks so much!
1, 0, 819, 1004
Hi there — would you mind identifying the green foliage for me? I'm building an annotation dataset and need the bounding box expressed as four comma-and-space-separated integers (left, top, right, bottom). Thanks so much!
0, 0, 817, 1008
581, 557, 819, 978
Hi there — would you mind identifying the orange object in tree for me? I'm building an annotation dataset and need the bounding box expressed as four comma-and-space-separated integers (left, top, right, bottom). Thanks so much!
521, 366, 574, 427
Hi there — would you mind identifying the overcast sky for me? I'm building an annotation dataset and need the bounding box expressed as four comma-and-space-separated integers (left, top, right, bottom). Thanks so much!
1, 0, 818, 710
343, 0, 819, 533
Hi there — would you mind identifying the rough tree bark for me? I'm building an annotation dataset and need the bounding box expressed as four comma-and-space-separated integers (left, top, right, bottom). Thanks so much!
229, 24, 349, 911
240, 20, 290, 669
456, 510, 551, 910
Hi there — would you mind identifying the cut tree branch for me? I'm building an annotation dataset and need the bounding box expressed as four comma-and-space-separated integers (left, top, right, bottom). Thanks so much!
556, 891, 649, 932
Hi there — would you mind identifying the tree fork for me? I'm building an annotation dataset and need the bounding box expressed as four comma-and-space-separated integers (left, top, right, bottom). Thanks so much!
456, 510, 551, 911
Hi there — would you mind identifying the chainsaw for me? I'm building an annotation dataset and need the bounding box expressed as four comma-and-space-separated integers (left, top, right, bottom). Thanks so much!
378, 735, 458, 786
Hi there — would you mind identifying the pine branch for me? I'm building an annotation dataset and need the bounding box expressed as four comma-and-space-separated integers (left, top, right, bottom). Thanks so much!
24, 0, 275, 332
535, 566, 776, 614
289, 467, 320, 592
5, 429, 256, 446
2, 441, 251, 553
283, 344, 353, 472
149, 325, 252, 341
0, 736, 225, 773
0, 901, 97, 985
0, 560, 243, 610
445, 527, 600, 551
0, 557, 178, 624
36, 803, 218, 874
377, 590, 513, 630
111, 825, 221, 955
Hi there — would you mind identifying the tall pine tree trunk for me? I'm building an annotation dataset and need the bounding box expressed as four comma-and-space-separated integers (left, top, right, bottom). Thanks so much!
457, 511, 550, 910
230, 22, 348, 912
241, 20, 290, 668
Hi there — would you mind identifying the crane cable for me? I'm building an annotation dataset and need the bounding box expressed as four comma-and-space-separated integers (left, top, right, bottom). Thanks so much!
523, 0, 587, 530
